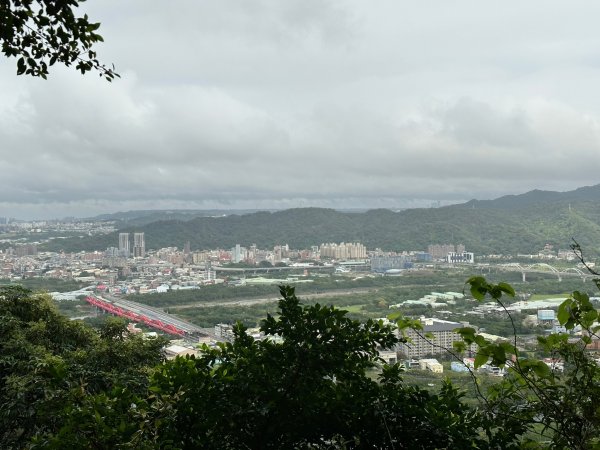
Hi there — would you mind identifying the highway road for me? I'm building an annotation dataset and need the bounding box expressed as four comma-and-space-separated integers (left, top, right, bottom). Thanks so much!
96, 294, 206, 335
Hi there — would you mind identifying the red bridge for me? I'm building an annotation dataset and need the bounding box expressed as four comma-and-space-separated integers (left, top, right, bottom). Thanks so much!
86, 296, 186, 337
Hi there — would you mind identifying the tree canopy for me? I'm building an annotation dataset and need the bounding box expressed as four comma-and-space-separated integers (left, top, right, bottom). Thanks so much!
0, 0, 117, 79
0, 286, 165, 448
2, 279, 600, 448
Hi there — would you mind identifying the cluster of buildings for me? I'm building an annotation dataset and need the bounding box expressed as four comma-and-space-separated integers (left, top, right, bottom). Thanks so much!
1, 213, 477, 284
101, 237, 469, 270
381, 315, 578, 377
111, 232, 146, 258
428, 244, 474, 264
192, 243, 320, 266
514, 244, 583, 262
369, 244, 474, 274
0, 218, 115, 235
0, 218, 480, 297
319, 242, 367, 260
0, 236, 478, 295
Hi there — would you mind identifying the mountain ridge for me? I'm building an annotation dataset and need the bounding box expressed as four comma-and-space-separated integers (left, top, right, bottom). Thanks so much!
42, 185, 600, 255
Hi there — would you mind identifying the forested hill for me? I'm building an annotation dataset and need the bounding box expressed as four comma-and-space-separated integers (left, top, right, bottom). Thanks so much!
464, 184, 600, 209
88, 209, 272, 227
43, 185, 600, 255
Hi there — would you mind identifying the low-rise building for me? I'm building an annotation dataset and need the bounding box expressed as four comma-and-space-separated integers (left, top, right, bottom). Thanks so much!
378, 349, 398, 364
164, 344, 199, 359
419, 358, 443, 373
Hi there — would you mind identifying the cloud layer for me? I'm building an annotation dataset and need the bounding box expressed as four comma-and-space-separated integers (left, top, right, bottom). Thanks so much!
2, 0, 600, 218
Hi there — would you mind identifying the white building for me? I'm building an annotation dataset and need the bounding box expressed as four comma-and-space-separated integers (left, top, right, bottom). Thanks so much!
378, 349, 398, 364
118, 233, 130, 257
398, 318, 475, 359
447, 252, 474, 264
419, 358, 443, 373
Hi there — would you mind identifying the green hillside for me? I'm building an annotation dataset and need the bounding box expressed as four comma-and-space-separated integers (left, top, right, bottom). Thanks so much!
87, 209, 269, 227
41, 187, 600, 255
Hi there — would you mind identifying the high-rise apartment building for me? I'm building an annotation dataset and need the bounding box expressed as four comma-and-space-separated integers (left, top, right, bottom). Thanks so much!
319, 242, 367, 260
15, 243, 37, 257
118, 233, 130, 257
133, 232, 145, 258
232, 244, 243, 263
398, 318, 476, 359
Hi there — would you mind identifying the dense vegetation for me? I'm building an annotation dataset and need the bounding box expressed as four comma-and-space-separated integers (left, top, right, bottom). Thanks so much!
0, 277, 600, 449
128, 270, 596, 332
41, 185, 600, 255
3, 279, 600, 448
90, 209, 268, 227
128, 274, 425, 308
0, 278, 85, 293
0, 286, 166, 448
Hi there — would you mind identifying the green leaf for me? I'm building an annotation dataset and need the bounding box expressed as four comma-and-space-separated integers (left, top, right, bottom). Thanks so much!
17, 57, 26, 75
86, 22, 102, 32
452, 341, 467, 353
490, 345, 507, 366
497, 282, 516, 297
387, 311, 403, 321
474, 351, 489, 368
572, 290, 588, 303
557, 300, 572, 325
466, 276, 488, 301
532, 361, 551, 378
582, 310, 598, 327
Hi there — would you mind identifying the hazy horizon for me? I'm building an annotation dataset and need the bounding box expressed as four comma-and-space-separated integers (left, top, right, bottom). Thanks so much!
2, 197, 463, 221
4, 182, 598, 221
2, 1, 600, 219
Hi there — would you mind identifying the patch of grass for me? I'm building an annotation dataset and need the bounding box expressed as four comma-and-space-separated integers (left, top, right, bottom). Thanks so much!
340, 304, 366, 313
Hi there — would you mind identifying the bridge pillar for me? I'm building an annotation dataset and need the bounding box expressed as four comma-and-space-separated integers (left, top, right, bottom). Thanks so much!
558, 274, 562, 282
522, 272, 526, 282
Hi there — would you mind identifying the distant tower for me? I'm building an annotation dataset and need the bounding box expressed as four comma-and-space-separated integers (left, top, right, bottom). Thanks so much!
118, 233, 130, 257
133, 232, 146, 258
233, 244, 243, 263
204, 261, 215, 282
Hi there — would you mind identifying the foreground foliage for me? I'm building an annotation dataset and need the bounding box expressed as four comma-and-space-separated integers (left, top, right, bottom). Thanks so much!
143, 286, 489, 449
0, 0, 117, 79
2, 279, 600, 448
0, 286, 165, 448
458, 275, 600, 449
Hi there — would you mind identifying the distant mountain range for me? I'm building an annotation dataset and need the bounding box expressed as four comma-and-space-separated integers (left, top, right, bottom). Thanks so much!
43, 185, 600, 255
464, 184, 600, 209
88, 209, 278, 227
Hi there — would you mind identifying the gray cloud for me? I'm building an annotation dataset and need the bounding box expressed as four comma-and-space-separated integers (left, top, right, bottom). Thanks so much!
1, 1, 600, 219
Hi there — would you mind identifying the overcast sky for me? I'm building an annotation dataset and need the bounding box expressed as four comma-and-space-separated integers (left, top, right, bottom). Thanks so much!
2, 0, 600, 219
